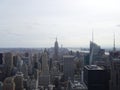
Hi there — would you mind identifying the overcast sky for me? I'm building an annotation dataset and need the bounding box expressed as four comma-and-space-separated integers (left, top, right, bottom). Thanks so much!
0, 0, 120, 48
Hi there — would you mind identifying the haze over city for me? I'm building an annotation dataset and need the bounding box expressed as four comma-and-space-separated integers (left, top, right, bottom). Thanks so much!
0, 0, 120, 48
1, 1, 120, 90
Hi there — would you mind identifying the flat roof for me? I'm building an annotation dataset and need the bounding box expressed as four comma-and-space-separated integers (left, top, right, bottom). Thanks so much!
85, 65, 103, 70
71, 80, 87, 89
63, 55, 74, 58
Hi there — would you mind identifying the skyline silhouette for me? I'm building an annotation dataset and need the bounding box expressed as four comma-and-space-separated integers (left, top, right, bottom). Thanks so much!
0, 0, 120, 48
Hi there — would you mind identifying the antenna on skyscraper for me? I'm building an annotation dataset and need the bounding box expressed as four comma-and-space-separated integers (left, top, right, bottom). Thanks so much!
56, 37, 57, 41
92, 29, 94, 42
89, 29, 94, 65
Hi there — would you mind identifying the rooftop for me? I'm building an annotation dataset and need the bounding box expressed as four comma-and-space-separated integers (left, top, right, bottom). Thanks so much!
63, 55, 74, 58
70, 80, 87, 90
85, 65, 103, 70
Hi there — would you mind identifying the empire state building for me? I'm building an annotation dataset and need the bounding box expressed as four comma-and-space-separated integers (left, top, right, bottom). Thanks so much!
54, 38, 59, 61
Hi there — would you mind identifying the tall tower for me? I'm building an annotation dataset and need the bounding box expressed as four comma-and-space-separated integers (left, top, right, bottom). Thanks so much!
89, 41, 101, 65
21, 62, 28, 79
89, 30, 94, 65
63, 55, 74, 81
39, 50, 50, 88
0, 53, 3, 64
3, 77, 15, 90
84, 65, 109, 90
110, 60, 120, 90
54, 38, 59, 61
41, 50, 49, 75
4, 52, 13, 77
113, 32, 116, 51
14, 72, 24, 90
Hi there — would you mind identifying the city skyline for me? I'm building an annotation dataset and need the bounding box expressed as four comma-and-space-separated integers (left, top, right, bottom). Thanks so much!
0, 0, 120, 48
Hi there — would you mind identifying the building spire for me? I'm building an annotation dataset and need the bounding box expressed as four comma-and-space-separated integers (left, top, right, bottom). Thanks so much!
54, 37, 59, 61
92, 29, 94, 42
90, 29, 94, 65
56, 37, 57, 42
90, 43, 94, 65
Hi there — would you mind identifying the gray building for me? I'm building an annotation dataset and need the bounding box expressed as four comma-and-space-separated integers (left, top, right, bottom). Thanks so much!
54, 38, 59, 61
3, 52, 13, 77
14, 72, 24, 90
39, 51, 50, 88
63, 55, 74, 81
110, 59, 120, 90
3, 77, 15, 90
89, 41, 101, 65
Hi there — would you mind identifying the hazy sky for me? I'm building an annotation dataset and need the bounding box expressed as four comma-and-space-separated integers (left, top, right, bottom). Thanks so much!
0, 0, 120, 48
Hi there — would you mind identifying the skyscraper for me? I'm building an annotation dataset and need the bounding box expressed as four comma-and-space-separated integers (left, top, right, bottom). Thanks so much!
13, 55, 18, 67
63, 55, 74, 81
83, 65, 109, 90
39, 50, 50, 88
0, 65, 6, 81
21, 62, 28, 79
41, 51, 49, 75
54, 38, 59, 61
3, 77, 15, 90
14, 72, 24, 90
3, 52, 13, 77
0, 53, 3, 64
110, 59, 120, 90
89, 41, 101, 65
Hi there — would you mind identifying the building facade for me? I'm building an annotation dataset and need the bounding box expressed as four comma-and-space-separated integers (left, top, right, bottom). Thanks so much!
110, 59, 120, 90
63, 55, 74, 81
3, 52, 13, 77
83, 65, 109, 90
54, 38, 59, 61
3, 77, 15, 90
14, 72, 24, 90
39, 50, 50, 88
